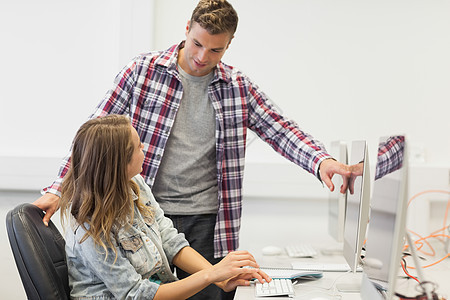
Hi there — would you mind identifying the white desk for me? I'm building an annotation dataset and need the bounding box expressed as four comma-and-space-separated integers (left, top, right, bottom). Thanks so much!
235, 272, 363, 299
234, 243, 450, 300
234, 247, 363, 300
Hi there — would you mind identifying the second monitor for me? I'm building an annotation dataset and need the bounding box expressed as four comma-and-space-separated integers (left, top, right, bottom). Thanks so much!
361, 135, 409, 300
343, 140, 371, 273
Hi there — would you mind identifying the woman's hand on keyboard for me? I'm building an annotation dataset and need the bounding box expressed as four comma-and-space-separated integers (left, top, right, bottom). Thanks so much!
213, 250, 272, 292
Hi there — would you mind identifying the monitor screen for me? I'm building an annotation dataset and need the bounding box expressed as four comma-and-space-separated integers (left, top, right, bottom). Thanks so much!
327, 141, 348, 244
343, 140, 371, 273
361, 135, 408, 300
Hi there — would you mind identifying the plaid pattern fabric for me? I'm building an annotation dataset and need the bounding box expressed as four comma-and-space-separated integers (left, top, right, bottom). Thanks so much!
45, 42, 331, 257
375, 135, 405, 180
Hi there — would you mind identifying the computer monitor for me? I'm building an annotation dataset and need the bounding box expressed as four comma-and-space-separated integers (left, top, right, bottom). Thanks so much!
361, 135, 408, 300
343, 140, 371, 273
327, 141, 348, 245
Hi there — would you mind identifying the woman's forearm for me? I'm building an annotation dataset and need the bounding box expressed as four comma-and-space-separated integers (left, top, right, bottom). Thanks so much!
172, 246, 212, 275
153, 268, 213, 300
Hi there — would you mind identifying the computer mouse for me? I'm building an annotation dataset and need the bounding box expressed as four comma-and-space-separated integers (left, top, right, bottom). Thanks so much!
261, 245, 283, 256
363, 257, 383, 269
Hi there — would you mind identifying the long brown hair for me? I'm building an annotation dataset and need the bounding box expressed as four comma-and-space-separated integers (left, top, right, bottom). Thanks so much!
60, 114, 152, 261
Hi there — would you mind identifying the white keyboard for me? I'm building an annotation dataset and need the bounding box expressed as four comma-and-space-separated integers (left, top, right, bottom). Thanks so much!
255, 279, 295, 297
285, 244, 317, 258
291, 262, 363, 272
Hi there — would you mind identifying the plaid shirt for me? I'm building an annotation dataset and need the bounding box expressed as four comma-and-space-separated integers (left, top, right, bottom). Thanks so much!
46, 42, 331, 258
375, 135, 405, 180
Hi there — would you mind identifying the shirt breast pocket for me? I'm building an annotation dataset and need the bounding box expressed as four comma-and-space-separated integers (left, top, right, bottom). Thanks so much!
120, 235, 160, 276
142, 95, 165, 109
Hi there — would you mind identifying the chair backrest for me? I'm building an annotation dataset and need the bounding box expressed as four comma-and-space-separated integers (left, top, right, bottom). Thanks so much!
6, 203, 70, 300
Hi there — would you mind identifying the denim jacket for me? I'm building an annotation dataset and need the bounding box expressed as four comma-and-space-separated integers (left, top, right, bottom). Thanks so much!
65, 175, 189, 299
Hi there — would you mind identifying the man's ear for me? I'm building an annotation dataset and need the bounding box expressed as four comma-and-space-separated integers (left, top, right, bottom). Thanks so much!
185, 20, 191, 35
226, 35, 234, 50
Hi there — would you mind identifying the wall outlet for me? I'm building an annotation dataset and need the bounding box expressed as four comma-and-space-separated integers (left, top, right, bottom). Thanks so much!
409, 145, 426, 163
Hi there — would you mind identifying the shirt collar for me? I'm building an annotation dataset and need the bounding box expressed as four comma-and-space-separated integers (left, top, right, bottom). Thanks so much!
155, 41, 231, 84
130, 188, 139, 202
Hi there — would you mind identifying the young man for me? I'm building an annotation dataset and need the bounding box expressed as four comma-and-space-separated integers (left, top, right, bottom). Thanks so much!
34, 1, 353, 299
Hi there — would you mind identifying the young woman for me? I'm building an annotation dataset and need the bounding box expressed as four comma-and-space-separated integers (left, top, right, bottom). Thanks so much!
60, 115, 269, 299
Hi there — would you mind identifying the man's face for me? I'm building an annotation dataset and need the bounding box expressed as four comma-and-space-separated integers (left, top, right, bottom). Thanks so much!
178, 21, 232, 77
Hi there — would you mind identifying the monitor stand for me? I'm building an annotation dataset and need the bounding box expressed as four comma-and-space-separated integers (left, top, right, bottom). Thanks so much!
336, 271, 362, 293
405, 233, 434, 300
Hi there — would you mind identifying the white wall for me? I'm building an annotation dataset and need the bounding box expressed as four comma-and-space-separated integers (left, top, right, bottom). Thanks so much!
0, 0, 449, 198
0, 0, 154, 157
0, 0, 154, 189
154, 0, 450, 165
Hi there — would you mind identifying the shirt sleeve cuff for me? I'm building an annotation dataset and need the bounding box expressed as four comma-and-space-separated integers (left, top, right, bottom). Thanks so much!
41, 185, 62, 198
314, 154, 334, 182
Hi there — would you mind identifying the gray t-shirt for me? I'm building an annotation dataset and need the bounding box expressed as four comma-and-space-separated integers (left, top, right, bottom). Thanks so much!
152, 66, 218, 215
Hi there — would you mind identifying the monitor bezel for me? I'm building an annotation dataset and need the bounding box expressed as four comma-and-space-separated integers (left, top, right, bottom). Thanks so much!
343, 140, 371, 273
327, 140, 348, 243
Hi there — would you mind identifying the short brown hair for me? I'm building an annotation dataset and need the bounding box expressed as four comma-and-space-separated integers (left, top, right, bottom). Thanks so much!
190, 0, 238, 36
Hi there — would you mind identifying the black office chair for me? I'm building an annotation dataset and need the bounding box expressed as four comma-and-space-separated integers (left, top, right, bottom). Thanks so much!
6, 203, 70, 300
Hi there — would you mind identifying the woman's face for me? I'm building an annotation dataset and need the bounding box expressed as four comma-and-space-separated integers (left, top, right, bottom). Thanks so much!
127, 126, 145, 179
